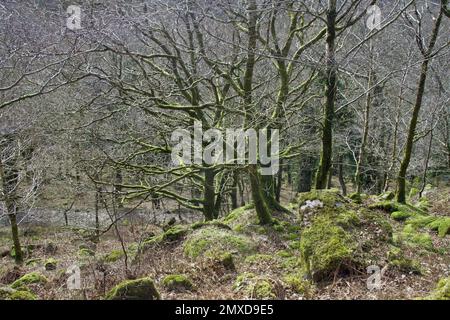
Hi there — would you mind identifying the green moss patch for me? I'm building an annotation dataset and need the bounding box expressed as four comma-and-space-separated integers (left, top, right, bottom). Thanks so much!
106, 277, 160, 300
388, 247, 421, 274
300, 216, 357, 281
101, 250, 125, 263
233, 273, 276, 299
11, 272, 48, 289
183, 226, 256, 259
283, 273, 312, 296
393, 225, 434, 251
162, 274, 194, 291
0, 287, 36, 300
44, 258, 57, 271
423, 277, 450, 300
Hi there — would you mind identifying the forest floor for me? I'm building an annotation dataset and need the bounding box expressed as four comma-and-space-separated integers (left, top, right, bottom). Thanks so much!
0, 185, 449, 300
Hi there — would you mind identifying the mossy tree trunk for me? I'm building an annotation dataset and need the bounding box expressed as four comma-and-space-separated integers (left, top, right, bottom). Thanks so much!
315, 0, 337, 190
242, 0, 272, 224
396, 6, 444, 203
0, 137, 23, 264
203, 167, 217, 221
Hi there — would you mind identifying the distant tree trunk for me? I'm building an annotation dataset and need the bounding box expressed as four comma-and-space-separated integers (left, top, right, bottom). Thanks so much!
0, 141, 23, 264
203, 167, 216, 221
326, 164, 333, 189
230, 170, 239, 209
298, 156, 314, 192
397, 8, 444, 203
315, 0, 337, 189
419, 126, 434, 199
94, 185, 101, 242
338, 155, 347, 195
275, 160, 282, 202
355, 60, 373, 194
114, 169, 123, 208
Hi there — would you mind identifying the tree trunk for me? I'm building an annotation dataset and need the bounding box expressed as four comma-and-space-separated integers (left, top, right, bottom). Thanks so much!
203, 167, 216, 221
338, 155, 347, 195
230, 170, 239, 209
315, 0, 337, 189
242, 0, 272, 224
396, 8, 443, 203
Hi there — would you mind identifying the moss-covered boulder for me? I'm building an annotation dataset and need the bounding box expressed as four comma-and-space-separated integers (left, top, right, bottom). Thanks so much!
44, 258, 57, 271
391, 211, 413, 221
300, 216, 357, 281
11, 272, 48, 289
101, 249, 125, 263
106, 277, 160, 300
223, 204, 259, 232
233, 272, 276, 299
142, 225, 189, 251
0, 287, 37, 300
162, 274, 194, 291
296, 189, 393, 282
183, 226, 256, 259
424, 277, 450, 300
427, 217, 450, 238
348, 192, 363, 204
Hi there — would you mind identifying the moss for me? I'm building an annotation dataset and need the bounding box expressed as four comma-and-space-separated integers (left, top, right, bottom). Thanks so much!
424, 277, 450, 300
0, 287, 36, 300
142, 225, 189, 251
162, 274, 194, 291
297, 188, 344, 208
407, 216, 438, 229
393, 225, 434, 251
283, 273, 312, 296
409, 187, 419, 198
102, 249, 125, 263
106, 277, 160, 300
336, 210, 360, 228
300, 216, 356, 281
391, 211, 413, 221
9, 290, 37, 300
406, 216, 450, 238
25, 258, 42, 266
280, 256, 301, 270
244, 254, 274, 265
223, 204, 258, 231
183, 226, 256, 259
348, 192, 362, 204
214, 251, 235, 270
388, 247, 421, 274
233, 273, 276, 299
276, 250, 293, 258
191, 220, 231, 230
11, 272, 48, 289
415, 198, 430, 212
427, 217, 450, 238
379, 191, 395, 200
44, 258, 57, 271
162, 225, 189, 241
78, 248, 95, 257
368, 201, 399, 212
